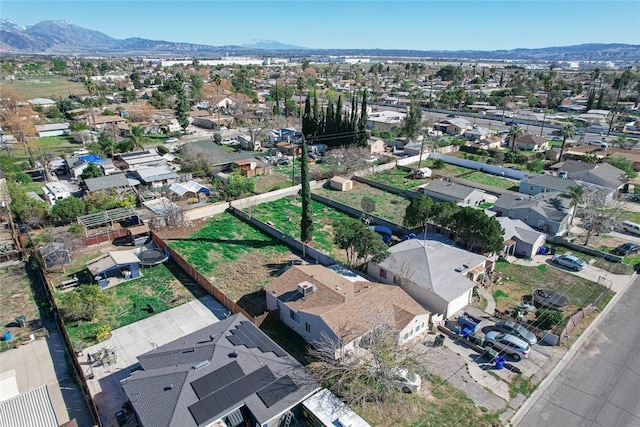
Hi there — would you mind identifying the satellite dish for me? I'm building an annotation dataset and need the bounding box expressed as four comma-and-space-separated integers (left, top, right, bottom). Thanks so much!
361, 197, 376, 213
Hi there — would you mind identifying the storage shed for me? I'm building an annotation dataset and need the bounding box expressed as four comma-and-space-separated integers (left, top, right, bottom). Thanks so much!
87, 250, 141, 287
329, 176, 353, 191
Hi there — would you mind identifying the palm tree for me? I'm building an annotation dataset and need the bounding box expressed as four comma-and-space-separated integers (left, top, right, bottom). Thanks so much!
560, 184, 585, 227
130, 125, 145, 151
559, 123, 576, 159
508, 124, 523, 152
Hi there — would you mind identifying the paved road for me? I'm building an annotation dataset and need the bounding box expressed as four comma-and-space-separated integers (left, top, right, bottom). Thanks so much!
517, 274, 640, 427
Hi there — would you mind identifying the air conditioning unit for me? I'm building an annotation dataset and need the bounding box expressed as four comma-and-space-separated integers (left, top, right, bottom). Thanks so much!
297, 281, 316, 297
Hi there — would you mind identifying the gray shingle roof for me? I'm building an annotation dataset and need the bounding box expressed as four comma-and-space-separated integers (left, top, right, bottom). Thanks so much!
558, 159, 626, 189
378, 239, 486, 302
520, 174, 579, 192
84, 173, 130, 192
492, 192, 571, 222
423, 179, 477, 200
121, 313, 319, 427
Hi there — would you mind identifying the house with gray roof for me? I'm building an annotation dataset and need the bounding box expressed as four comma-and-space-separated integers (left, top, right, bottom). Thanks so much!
420, 179, 488, 207
495, 217, 547, 259
84, 173, 133, 193
555, 159, 626, 192
129, 165, 179, 188
519, 174, 580, 196
490, 192, 573, 235
121, 313, 319, 427
367, 238, 493, 318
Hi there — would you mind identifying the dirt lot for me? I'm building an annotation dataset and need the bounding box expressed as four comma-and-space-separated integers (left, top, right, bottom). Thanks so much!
0, 260, 47, 349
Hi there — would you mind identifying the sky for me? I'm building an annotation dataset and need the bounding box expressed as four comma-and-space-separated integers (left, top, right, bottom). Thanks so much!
2, 0, 639, 51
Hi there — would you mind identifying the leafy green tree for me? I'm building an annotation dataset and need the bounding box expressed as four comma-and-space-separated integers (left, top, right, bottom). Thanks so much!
450, 207, 503, 253
607, 156, 638, 179
80, 163, 104, 180
431, 159, 445, 169
50, 197, 87, 221
403, 196, 434, 230
58, 284, 111, 322
175, 90, 190, 132
333, 218, 389, 268
435, 65, 465, 83
225, 172, 255, 199
300, 139, 313, 242
402, 101, 422, 140
559, 123, 575, 159
508, 124, 524, 153
559, 184, 584, 227
129, 125, 145, 150
6, 182, 49, 229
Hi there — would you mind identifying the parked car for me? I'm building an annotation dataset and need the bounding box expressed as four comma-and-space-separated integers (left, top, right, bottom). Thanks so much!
484, 331, 531, 361
551, 254, 587, 271
505, 120, 516, 126
274, 157, 290, 166
494, 320, 537, 345
611, 242, 640, 256
393, 368, 421, 393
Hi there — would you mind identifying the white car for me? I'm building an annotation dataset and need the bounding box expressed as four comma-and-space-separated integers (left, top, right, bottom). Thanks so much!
393, 368, 421, 393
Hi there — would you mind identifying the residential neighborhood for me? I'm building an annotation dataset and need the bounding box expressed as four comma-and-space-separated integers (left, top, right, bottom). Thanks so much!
1, 13, 640, 427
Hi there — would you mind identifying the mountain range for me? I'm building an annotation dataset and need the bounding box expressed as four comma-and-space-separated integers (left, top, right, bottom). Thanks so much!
2, 19, 640, 61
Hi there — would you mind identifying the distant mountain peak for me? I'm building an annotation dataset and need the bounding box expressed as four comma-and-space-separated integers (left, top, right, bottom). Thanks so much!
0, 19, 26, 31
242, 39, 306, 50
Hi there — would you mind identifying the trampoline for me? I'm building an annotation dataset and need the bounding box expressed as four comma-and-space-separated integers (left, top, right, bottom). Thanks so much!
136, 245, 170, 266
532, 289, 569, 309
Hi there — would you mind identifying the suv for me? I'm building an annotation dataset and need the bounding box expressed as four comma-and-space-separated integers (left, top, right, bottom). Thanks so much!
494, 320, 537, 345
484, 331, 531, 361
392, 368, 421, 393
611, 242, 640, 256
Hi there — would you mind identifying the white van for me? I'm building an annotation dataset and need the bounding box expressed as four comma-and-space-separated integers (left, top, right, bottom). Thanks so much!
621, 221, 640, 236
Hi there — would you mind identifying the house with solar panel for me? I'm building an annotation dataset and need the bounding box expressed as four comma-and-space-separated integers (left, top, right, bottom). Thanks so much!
120, 313, 319, 427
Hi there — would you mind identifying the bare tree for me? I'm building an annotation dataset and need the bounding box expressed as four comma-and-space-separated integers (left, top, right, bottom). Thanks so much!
307, 316, 424, 406
578, 193, 625, 246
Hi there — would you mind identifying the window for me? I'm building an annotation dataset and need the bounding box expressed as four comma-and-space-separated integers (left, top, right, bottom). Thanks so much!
529, 185, 534, 191
379, 268, 386, 279
276, 299, 281, 309
305, 322, 311, 333
289, 308, 299, 324
403, 332, 410, 340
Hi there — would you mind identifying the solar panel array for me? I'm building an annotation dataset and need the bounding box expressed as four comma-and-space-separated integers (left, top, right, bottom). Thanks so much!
190, 361, 244, 399
188, 365, 276, 425
225, 321, 287, 357
256, 376, 299, 408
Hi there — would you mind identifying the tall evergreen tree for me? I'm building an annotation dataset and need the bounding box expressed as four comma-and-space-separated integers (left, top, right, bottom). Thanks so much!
300, 137, 314, 243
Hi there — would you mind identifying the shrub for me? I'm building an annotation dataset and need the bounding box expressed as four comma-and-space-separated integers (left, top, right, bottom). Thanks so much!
535, 308, 564, 330
432, 159, 445, 169
156, 144, 169, 155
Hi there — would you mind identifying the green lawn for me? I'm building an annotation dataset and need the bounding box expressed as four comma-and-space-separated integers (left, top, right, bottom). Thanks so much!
63, 261, 205, 348
367, 168, 429, 190
314, 182, 409, 223
168, 214, 293, 315
494, 260, 615, 330
168, 214, 289, 275
7, 78, 87, 100
246, 196, 354, 262
463, 171, 521, 191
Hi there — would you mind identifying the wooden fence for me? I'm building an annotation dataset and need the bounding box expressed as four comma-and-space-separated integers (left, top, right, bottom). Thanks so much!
559, 304, 595, 345
81, 228, 128, 248
33, 254, 101, 426
150, 231, 257, 323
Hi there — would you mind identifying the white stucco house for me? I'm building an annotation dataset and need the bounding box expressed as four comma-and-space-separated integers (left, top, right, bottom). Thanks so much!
264, 265, 430, 358
367, 238, 493, 318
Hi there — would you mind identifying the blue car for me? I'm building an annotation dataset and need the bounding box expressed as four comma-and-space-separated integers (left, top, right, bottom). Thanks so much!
552, 254, 586, 271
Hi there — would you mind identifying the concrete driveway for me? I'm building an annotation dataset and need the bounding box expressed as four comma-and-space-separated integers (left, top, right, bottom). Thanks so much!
83, 295, 229, 427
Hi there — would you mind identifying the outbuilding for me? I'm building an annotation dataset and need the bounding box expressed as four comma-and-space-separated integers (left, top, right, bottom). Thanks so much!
329, 176, 353, 191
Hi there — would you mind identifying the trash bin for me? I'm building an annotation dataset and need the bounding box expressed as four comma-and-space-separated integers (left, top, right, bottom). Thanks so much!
2, 331, 12, 342
454, 326, 462, 335
462, 327, 472, 339
495, 356, 505, 370
434, 334, 446, 347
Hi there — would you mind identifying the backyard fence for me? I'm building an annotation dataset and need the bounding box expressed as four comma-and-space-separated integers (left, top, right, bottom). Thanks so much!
558, 304, 596, 345
150, 231, 256, 323
352, 175, 422, 199
33, 254, 101, 427
310, 192, 413, 237
229, 207, 338, 267
546, 235, 624, 264
81, 228, 128, 248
